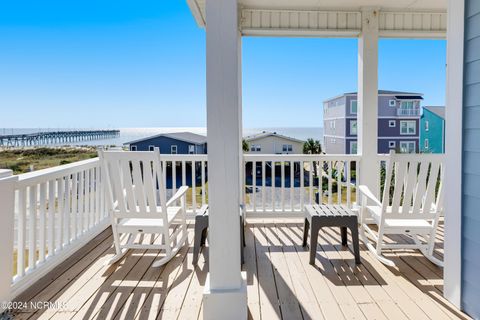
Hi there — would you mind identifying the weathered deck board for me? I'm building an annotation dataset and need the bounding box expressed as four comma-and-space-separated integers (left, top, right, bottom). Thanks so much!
243, 223, 261, 320
10, 219, 471, 320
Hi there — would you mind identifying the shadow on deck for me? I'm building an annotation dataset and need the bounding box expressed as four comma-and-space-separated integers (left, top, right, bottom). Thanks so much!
9, 219, 470, 320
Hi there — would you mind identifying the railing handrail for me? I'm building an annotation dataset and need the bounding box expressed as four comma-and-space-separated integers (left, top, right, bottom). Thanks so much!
244, 154, 361, 161
159, 154, 208, 161
397, 108, 420, 116
14, 158, 100, 187
10, 153, 445, 183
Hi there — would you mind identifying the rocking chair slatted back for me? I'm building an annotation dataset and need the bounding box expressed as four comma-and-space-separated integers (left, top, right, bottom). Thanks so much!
100, 148, 168, 219
381, 151, 444, 220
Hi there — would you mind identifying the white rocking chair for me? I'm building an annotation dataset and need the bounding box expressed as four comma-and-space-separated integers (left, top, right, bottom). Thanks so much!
100, 148, 189, 267
359, 150, 444, 267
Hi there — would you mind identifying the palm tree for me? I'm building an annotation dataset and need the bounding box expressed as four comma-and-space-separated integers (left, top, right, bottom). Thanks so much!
303, 138, 322, 176
242, 139, 249, 152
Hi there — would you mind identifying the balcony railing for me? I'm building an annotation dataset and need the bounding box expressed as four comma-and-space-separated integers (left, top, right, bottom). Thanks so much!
0, 153, 382, 301
397, 108, 420, 116
1, 158, 108, 298
243, 154, 360, 217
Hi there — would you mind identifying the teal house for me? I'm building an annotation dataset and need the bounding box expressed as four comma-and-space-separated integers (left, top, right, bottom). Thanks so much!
420, 106, 445, 153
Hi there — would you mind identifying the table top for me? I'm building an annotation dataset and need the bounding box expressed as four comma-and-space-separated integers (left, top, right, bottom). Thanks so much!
304, 204, 356, 217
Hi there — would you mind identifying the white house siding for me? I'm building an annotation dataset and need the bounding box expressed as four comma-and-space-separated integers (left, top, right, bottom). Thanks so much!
323, 136, 346, 154
323, 97, 347, 119
461, 0, 480, 318
246, 135, 304, 154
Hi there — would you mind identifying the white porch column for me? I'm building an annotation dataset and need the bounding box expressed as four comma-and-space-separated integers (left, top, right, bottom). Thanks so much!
203, 0, 247, 319
358, 8, 380, 196
444, 0, 464, 308
0, 170, 16, 312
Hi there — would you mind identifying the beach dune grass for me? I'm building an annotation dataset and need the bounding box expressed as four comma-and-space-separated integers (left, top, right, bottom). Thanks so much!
0, 147, 98, 174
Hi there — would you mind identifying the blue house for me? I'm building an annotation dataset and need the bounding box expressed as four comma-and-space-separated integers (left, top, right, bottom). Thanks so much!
125, 132, 207, 154
420, 106, 445, 153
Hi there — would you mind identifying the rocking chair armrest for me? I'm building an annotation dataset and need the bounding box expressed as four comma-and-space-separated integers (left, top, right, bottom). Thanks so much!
358, 185, 382, 207
166, 186, 189, 207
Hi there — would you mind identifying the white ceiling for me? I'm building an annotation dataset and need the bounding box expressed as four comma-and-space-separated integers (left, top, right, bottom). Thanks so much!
237, 0, 447, 11
188, 0, 447, 30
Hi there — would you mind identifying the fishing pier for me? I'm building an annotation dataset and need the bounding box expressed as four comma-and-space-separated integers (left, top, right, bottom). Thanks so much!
0, 130, 120, 147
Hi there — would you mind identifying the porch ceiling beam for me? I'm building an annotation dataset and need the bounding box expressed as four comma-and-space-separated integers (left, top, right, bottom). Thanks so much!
241, 9, 446, 38
241, 9, 362, 37
378, 11, 447, 39
188, 1, 447, 39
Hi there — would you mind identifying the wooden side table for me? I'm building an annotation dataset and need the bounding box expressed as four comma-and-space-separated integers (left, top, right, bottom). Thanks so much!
192, 205, 245, 265
303, 204, 361, 265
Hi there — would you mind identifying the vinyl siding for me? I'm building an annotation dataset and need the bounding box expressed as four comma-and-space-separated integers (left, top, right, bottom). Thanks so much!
323, 136, 346, 154
462, 0, 480, 317
323, 93, 420, 154
128, 136, 207, 154
245, 136, 304, 154
420, 110, 445, 153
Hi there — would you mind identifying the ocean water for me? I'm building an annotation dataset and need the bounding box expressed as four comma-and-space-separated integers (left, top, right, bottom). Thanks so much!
0, 127, 323, 147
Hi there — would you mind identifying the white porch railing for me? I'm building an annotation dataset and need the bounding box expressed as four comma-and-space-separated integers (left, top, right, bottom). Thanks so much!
243, 154, 361, 217
158, 155, 208, 215
4, 159, 109, 299
0, 153, 365, 302
397, 108, 420, 116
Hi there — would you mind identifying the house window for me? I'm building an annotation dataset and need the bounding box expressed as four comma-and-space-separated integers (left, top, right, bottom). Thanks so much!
400, 141, 416, 153
400, 121, 416, 135
389, 99, 396, 107
331, 138, 336, 144
389, 120, 396, 127
171, 145, 178, 154
330, 121, 336, 129
350, 141, 357, 154
350, 100, 358, 114
424, 139, 429, 149
148, 145, 155, 151
130, 145, 137, 151
350, 120, 357, 135
188, 145, 195, 154
389, 141, 396, 148
282, 144, 293, 152
425, 120, 429, 131
250, 144, 261, 152
401, 101, 414, 109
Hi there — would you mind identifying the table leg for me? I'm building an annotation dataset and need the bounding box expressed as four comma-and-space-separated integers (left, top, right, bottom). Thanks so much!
302, 218, 310, 247
309, 222, 320, 265
350, 222, 361, 264
193, 226, 204, 265
341, 227, 348, 246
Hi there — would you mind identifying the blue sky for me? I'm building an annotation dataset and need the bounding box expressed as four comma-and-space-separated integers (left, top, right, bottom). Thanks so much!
0, 1, 446, 129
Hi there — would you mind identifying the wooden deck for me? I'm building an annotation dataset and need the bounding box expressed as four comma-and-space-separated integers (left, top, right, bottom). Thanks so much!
11, 219, 470, 320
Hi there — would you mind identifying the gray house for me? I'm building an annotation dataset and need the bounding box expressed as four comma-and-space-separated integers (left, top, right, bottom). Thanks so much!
244, 131, 305, 154
323, 90, 422, 154
125, 132, 207, 154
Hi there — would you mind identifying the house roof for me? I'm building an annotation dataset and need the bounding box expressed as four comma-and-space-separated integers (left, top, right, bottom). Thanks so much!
124, 132, 207, 145
423, 106, 445, 119
324, 90, 423, 103
343, 90, 423, 96
244, 131, 305, 143
394, 95, 424, 100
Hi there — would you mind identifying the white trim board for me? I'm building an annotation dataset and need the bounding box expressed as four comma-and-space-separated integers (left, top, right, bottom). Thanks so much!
323, 134, 346, 139
378, 136, 419, 140
324, 116, 420, 120
444, 0, 464, 309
